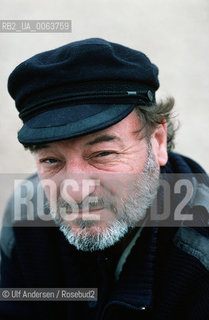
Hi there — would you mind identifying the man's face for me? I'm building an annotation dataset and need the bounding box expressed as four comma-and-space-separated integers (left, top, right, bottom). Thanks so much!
34, 110, 167, 251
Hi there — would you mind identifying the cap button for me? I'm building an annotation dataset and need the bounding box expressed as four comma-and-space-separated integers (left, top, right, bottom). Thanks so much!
147, 90, 154, 102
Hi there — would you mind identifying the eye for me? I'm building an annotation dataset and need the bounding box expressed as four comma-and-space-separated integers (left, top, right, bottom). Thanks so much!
97, 151, 113, 157
40, 158, 59, 165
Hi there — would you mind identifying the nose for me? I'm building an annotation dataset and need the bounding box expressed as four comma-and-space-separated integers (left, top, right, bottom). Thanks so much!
60, 159, 99, 204
61, 177, 99, 204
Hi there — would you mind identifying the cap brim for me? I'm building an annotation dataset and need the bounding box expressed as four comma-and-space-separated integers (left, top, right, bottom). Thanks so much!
18, 104, 135, 144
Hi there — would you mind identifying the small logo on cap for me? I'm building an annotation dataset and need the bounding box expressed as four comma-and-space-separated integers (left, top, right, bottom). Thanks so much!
127, 91, 137, 96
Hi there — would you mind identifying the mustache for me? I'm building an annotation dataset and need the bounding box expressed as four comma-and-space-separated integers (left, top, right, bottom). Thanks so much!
53, 195, 116, 213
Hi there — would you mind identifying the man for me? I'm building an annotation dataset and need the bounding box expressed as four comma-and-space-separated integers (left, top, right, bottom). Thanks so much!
0, 38, 208, 319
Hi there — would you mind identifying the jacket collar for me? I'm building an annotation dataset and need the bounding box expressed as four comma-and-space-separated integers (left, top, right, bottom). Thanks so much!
101, 227, 159, 316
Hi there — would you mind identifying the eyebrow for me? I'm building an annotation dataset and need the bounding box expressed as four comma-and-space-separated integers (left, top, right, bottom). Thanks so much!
85, 134, 122, 146
26, 134, 122, 152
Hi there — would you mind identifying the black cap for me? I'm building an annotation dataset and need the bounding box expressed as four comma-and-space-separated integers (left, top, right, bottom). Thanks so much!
8, 38, 159, 144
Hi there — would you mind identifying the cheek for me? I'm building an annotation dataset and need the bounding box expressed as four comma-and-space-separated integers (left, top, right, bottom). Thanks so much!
38, 173, 63, 211
106, 152, 146, 173
103, 156, 148, 201
118, 152, 147, 174
35, 157, 62, 197
40, 179, 59, 209
100, 171, 140, 205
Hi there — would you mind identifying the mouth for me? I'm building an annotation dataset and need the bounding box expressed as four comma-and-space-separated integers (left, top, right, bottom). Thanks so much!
59, 208, 105, 222
62, 207, 104, 214
76, 208, 105, 220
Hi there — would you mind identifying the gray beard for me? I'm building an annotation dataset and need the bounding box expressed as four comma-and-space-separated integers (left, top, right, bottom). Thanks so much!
48, 143, 160, 252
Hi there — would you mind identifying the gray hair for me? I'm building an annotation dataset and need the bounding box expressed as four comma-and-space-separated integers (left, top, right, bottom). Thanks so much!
134, 97, 178, 151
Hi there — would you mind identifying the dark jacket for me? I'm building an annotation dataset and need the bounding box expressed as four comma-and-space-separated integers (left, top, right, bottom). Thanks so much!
0, 152, 209, 320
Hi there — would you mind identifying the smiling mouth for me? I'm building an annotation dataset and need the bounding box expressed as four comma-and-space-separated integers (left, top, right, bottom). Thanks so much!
59, 208, 105, 221
63, 207, 104, 214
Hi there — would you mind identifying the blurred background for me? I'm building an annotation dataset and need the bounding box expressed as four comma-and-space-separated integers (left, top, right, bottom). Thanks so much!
0, 0, 209, 217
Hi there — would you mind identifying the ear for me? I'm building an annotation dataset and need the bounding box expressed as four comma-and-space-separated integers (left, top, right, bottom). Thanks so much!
151, 121, 168, 166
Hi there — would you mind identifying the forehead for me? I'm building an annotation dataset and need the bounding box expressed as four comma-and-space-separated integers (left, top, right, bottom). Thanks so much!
34, 109, 141, 150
